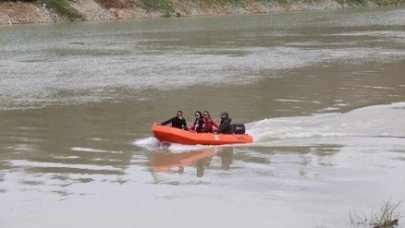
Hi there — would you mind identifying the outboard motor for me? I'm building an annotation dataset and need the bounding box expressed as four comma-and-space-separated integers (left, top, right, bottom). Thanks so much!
231, 124, 246, 134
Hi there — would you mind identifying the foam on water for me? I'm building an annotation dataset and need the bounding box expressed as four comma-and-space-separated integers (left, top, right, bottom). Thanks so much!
133, 137, 160, 148
71, 147, 123, 154
134, 103, 405, 150
10, 160, 120, 171
71, 147, 108, 153
247, 102, 405, 144
133, 136, 217, 153
326, 30, 405, 38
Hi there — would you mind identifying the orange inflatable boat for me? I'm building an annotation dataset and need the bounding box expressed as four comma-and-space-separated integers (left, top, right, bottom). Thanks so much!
152, 123, 253, 145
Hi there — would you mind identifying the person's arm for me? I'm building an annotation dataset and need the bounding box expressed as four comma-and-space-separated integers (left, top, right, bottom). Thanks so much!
216, 123, 225, 134
161, 117, 174, 126
196, 119, 204, 132
190, 123, 196, 131
182, 119, 188, 130
212, 120, 219, 128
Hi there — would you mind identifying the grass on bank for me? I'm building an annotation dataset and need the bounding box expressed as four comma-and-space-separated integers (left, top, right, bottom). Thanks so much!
140, 0, 175, 17
95, 0, 175, 17
350, 200, 401, 228
43, 0, 82, 19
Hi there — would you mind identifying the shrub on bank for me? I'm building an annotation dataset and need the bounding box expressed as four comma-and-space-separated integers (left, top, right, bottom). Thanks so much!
350, 200, 401, 228
42, 0, 82, 19
140, 0, 174, 17
370, 0, 402, 6
94, 0, 175, 17
95, 0, 138, 9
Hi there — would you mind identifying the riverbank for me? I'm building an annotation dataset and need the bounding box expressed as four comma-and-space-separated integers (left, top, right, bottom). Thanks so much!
0, 0, 403, 25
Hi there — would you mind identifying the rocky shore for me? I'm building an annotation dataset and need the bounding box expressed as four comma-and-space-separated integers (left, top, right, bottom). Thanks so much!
0, 0, 399, 25
0, 1, 60, 24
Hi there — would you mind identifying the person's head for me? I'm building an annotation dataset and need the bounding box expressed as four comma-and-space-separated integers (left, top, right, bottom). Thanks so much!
195, 111, 202, 119
221, 111, 229, 120
203, 111, 210, 119
176, 110, 183, 119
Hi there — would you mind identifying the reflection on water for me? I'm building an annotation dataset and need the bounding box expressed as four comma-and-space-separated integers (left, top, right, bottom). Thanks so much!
152, 147, 233, 177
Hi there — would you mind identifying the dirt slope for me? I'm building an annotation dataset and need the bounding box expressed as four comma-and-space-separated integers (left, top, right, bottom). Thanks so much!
0, 0, 381, 25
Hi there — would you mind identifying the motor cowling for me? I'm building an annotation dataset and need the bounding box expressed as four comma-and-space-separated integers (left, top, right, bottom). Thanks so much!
231, 124, 246, 134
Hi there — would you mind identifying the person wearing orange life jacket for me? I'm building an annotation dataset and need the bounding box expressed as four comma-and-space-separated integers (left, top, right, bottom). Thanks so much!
190, 111, 204, 132
200, 111, 218, 133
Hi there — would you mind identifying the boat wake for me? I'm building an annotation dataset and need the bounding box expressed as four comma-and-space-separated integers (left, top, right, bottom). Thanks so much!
247, 102, 405, 147
134, 102, 405, 151
133, 136, 215, 152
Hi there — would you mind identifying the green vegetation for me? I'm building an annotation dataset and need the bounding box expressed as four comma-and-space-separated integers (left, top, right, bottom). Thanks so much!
43, 0, 82, 19
140, 0, 175, 17
350, 200, 401, 228
369, 0, 403, 6
95, 0, 137, 9
196, 0, 243, 5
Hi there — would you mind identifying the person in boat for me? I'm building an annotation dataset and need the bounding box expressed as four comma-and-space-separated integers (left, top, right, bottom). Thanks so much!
190, 111, 204, 132
200, 111, 218, 133
160, 110, 187, 130
215, 111, 232, 134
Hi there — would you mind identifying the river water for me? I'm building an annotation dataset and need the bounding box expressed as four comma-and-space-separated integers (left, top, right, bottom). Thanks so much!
1, 7, 405, 228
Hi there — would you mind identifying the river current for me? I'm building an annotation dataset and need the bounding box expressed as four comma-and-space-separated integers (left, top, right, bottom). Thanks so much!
1, 7, 405, 228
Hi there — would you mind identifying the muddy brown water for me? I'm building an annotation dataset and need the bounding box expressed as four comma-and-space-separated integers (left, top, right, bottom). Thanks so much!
1, 7, 405, 227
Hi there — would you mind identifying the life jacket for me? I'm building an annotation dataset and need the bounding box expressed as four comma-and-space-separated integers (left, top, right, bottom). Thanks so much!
201, 117, 217, 133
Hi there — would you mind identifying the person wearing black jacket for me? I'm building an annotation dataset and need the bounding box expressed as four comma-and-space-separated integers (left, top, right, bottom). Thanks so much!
216, 112, 232, 134
190, 111, 204, 132
161, 110, 187, 129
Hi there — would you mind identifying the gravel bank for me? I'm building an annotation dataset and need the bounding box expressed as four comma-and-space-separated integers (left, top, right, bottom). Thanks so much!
0, 0, 384, 25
